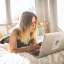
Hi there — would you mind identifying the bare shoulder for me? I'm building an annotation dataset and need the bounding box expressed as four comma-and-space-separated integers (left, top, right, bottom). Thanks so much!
11, 28, 20, 36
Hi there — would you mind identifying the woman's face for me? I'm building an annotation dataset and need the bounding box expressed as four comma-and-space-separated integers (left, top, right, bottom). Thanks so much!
29, 16, 37, 33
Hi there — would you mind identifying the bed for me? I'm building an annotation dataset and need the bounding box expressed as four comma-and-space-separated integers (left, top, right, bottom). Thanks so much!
0, 43, 64, 64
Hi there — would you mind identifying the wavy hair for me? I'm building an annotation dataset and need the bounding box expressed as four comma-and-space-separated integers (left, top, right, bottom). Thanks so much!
11, 11, 38, 44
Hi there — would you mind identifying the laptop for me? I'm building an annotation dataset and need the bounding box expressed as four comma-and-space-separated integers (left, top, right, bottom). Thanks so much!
39, 32, 64, 58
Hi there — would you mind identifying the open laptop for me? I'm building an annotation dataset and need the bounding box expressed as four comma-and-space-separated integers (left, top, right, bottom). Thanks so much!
39, 32, 64, 57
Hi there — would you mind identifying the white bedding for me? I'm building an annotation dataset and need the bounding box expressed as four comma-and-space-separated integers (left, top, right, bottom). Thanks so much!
0, 43, 64, 64
0, 49, 37, 64
0, 44, 37, 64
0, 44, 8, 57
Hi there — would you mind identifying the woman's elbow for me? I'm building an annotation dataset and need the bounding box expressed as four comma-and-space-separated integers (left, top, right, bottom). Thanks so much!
9, 48, 17, 53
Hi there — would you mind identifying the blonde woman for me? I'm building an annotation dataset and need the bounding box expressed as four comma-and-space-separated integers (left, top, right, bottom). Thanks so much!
1, 11, 63, 64
1, 11, 41, 64
9, 11, 40, 53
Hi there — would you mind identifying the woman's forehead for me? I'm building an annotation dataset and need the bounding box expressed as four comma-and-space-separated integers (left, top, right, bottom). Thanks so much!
32, 16, 36, 23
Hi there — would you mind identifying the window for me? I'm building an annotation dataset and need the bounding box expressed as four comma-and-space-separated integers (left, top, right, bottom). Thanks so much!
57, 0, 64, 31
0, 0, 6, 24
10, 0, 36, 24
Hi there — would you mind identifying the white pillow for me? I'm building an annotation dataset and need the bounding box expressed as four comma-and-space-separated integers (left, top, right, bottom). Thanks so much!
0, 43, 9, 51
0, 43, 8, 58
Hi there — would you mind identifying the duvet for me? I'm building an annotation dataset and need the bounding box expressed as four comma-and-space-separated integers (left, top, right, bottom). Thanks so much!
0, 44, 64, 64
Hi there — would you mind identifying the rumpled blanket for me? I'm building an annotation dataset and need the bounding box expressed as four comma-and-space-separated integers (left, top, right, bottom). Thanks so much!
0, 44, 64, 64
0, 50, 64, 64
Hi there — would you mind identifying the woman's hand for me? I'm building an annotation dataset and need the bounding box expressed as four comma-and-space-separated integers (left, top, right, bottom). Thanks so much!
29, 44, 40, 52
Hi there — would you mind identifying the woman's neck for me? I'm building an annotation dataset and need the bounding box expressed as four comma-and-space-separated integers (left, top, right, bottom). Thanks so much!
20, 30, 31, 44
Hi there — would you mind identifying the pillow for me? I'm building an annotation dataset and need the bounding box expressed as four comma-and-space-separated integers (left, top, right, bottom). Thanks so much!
0, 43, 9, 51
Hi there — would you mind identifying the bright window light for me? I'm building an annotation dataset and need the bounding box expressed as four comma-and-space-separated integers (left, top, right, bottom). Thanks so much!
0, 0, 6, 24
57, 0, 64, 31
10, 0, 36, 23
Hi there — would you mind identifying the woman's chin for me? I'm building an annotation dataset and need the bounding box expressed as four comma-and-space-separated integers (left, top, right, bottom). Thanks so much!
31, 30, 35, 32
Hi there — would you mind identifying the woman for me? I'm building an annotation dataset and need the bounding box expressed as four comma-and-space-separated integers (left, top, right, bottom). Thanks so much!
1, 11, 64, 64
9, 11, 40, 53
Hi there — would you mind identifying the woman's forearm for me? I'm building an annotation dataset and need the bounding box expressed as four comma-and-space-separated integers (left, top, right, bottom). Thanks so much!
9, 46, 33, 53
9, 44, 40, 53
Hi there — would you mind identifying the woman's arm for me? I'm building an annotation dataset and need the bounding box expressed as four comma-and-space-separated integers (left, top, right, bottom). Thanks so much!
30, 37, 41, 53
9, 29, 40, 53
10, 44, 40, 53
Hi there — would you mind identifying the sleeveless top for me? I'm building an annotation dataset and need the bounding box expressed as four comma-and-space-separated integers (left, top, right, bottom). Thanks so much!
0, 36, 40, 56
17, 38, 34, 48
0, 35, 34, 48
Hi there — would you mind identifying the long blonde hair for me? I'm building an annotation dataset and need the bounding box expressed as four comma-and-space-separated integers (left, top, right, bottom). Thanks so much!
11, 11, 38, 44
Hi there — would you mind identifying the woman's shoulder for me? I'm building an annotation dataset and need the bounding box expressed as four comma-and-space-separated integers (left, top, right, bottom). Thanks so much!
13, 28, 20, 32
10, 28, 20, 36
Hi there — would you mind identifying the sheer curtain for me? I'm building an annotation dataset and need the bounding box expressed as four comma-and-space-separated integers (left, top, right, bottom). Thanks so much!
57, 0, 64, 31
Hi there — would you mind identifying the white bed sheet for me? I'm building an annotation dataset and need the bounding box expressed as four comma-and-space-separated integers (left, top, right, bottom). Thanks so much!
0, 43, 64, 64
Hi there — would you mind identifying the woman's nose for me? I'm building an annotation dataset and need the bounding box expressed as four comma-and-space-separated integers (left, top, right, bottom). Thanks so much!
33, 23, 36, 28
